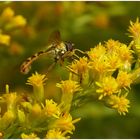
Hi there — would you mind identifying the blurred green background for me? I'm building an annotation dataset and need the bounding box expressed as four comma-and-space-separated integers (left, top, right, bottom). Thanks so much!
0, 1, 140, 138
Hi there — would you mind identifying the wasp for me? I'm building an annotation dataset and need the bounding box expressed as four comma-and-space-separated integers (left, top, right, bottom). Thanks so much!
20, 30, 76, 74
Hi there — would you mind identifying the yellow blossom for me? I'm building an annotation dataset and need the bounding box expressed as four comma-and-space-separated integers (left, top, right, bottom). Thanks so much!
21, 133, 39, 139
89, 55, 109, 74
1, 7, 14, 21
46, 129, 70, 139
56, 80, 81, 94
96, 76, 118, 100
27, 72, 47, 87
107, 53, 122, 70
107, 94, 130, 115
87, 43, 106, 60
117, 44, 133, 63
69, 57, 89, 75
12, 15, 27, 27
51, 113, 81, 132
0, 33, 10, 46
128, 18, 140, 39
105, 39, 121, 53
117, 71, 132, 89
43, 99, 60, 118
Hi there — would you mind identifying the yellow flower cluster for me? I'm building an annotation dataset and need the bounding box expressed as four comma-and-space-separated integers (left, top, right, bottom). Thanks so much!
0, 7, 27, 47
68, 37, 135, 115
1, 7, 27, 28
1, 18, 140, 139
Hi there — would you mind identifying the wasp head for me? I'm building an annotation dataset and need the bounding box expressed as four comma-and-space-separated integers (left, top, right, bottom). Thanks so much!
65, 42, 74, 52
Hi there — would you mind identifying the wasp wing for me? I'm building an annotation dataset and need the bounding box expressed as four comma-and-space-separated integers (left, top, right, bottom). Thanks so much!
47, 30, 61, 46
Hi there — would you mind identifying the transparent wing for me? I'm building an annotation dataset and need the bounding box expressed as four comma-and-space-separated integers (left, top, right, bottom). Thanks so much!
47, 30, 61, 46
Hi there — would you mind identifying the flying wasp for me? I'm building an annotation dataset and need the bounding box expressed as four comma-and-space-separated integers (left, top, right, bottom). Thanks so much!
20, 30, 75, 74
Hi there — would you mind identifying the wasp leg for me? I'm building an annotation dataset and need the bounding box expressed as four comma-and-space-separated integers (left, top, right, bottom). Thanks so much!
45, 62, 56, 74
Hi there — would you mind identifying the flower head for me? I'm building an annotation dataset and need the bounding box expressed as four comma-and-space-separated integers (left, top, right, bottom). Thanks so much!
0, 33, 10, 46
117, 44, 133, 63
89, 55, 109, 74
96, 76, 118, 100
21, 133, 39, 139
107, 94, 130, 115
12, 15, 27, 27
105, 39, 121, 53
51, 113, 81, 132
1, 7, 14, 21
56, 80, 81, 94
128, 18, 140, 39
43, 99, 60, 118
117, 71, 132, 89
27, 72, 47, 87
87, 43, 106, 60
69, 57, 89, 75
46, 129, 70, 139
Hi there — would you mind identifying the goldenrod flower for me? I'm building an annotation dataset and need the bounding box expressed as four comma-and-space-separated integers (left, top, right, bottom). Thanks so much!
43, 99, 60, 118
105, 39, 121, 53
87, 43, 106, 60
107, 94, 130, 115
51, 113, 80, 132
27, 72, 47, 102
27, 72, 47, 87
46, 129, 70, 139
96, 76, 118, 100
56, 80, 81, 94
117, 71, 132, 89
128, 18, 140, 39
107, 53, 122, 70
21, 133, 39, 139
89, 56, 109, 75
118, 44, 133, 63
0, 33, 10, 46
69, 57, 89, 75
12, 15, 27, 27
1, 7, 14, 21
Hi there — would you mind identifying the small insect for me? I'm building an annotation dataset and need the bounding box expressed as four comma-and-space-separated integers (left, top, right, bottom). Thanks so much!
20, 30, 75, 74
